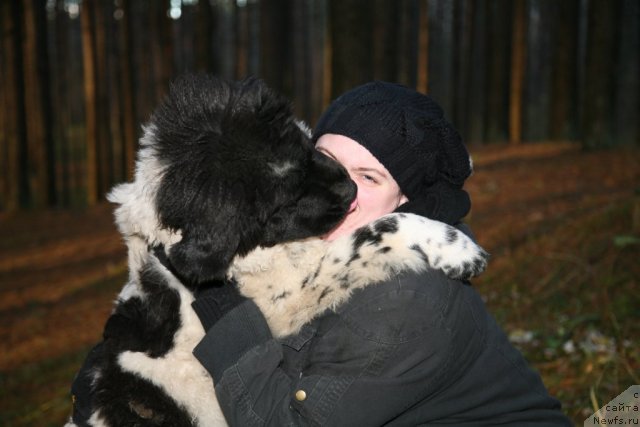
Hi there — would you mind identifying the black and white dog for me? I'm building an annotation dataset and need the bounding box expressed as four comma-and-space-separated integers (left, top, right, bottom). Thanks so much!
66, 75, 488, 426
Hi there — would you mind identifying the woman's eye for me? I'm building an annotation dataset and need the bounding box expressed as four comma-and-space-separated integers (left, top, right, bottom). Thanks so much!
362, 174, 378, 184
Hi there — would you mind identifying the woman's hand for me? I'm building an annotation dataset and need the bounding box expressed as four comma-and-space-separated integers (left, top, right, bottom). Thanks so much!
191, 279, 247, 331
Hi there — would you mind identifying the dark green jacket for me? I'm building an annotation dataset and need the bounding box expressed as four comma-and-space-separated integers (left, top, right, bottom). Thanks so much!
193, 268, 572, 426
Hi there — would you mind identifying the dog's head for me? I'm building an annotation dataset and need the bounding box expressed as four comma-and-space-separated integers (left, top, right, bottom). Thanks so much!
109, 75, 355, 285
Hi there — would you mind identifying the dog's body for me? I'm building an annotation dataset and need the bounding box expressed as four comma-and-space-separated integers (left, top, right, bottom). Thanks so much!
67, 75, 488, 427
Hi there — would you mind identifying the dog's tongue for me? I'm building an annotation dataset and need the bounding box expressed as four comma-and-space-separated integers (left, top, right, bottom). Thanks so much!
348, 198, 358, 213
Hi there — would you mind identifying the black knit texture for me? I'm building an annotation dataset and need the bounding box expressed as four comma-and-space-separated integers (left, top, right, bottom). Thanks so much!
314, 81, 472, 225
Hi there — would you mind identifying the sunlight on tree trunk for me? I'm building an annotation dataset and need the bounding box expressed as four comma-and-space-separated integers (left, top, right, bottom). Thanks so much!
22, 0, 52, 207
509, 0, 526, 145
0, 2, 22, 211
81, 0, 98, 205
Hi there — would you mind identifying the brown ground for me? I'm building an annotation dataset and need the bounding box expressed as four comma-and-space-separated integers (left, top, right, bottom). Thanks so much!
0, 142, 638, 426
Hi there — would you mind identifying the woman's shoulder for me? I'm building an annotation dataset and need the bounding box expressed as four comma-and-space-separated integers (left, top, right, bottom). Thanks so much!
343, 267, 468, 309
332, 269, 476, 344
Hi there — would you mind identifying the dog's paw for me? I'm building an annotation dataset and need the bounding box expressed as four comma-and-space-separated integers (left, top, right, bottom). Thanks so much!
388, 214, 490, 280
437, 236, 490, 280
421, 221, 489, 280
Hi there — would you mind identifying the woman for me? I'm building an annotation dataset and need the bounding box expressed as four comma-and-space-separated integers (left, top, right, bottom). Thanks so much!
191, 82, 572, 426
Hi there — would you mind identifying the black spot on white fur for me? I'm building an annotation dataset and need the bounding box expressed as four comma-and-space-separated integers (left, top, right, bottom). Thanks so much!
373, 216, 399, 234
445, 225, 458, 244
104, 262, 181, 357
410, 244, 430, 264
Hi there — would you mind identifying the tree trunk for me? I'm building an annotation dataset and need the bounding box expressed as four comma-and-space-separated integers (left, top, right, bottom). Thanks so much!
217, 0, 237, 81
396, 0, 420, 89
453, 0, 473, 140
259, 0, 293, 95
509, 0, 526, 144
0, 2, 24, 211
236, 1, 249, 78
329, 0, 373, 98
93, 0, 112, 196
81, 0, 98, 204
119, 0, 137, 179
613, 0, 640, 146
22, 0, 53, 208
308, 0, 328, 123
51, 0, 72, 205
247, 1, 260, 76
485, 0, 511, 143
467, 0, 488, 144
427, 0, 455, 114
105, 1, 124, 185
523, 0, 553, 142
416, 0, 429, 94
292, 1, 305, 120
196, 0, 215, 72
371, 0, 399, 82
582, 0, 617, 148
550, 0, 579, 141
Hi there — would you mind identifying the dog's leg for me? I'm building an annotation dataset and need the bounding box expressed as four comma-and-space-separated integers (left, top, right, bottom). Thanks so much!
248, 213, 489, 338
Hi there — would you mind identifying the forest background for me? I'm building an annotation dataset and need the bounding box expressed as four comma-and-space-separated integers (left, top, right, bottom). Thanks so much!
0, 0, 638, 426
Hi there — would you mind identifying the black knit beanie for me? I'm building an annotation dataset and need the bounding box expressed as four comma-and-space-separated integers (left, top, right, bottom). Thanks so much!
313, 81, 472, 225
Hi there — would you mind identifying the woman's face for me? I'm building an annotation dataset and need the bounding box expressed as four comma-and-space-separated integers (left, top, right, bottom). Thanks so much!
316, 134, 408, 241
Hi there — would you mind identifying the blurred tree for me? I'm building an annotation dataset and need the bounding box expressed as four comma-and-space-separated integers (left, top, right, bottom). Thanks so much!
50, 0, 71, 205
613, 0, 640, 145
485, 0, 511, 143
292, 1, 311, 121
81, 0, 98, 204
396, 0, 420, 89
427, 0, 455, 115
260, 0, 293, 94
549, 0, 579, 142
2, 0, 638, 211
467, 0, 488, 144
237, 0, 249, 77
0, 1, 24, 211
308, 0, 329, 123
372, 0, 399, 83
196, 0, 216, 72
329, 0, 373, 98
217, 0, 237, 81
105, 1, 124, 185
582, 0, 617, 148
22, 0, 54, 208
93, 0, 112, 196
523, 0, 553, 142
150, 0, 173, 102
117, 0, 137, 179
509, 0, 526, 144
416, 0, 429, 94
453, 0, 473, 141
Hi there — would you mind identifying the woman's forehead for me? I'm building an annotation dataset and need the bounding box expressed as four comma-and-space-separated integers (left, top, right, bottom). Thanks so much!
316, 134, 389, 175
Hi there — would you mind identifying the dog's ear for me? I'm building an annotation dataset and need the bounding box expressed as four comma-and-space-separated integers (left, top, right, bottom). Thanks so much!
167, 223, 241, 284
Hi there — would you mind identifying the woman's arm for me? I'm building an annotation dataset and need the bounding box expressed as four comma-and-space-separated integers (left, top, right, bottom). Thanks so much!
192, 272, 459, 426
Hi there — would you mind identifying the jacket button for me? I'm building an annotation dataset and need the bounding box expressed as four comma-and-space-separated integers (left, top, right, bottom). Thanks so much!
295, 390, 307, 401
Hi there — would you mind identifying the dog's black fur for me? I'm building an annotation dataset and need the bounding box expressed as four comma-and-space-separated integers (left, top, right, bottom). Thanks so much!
69, 75, 356, 427
152, 76, 356, 285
